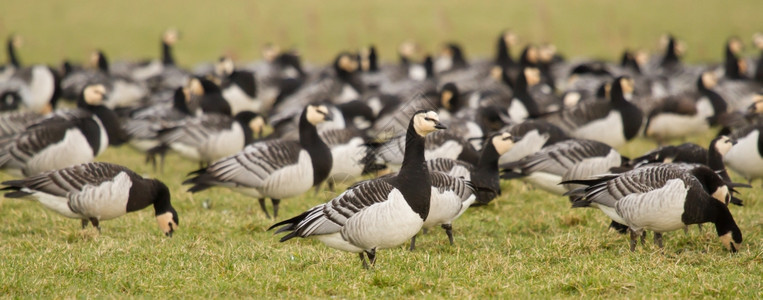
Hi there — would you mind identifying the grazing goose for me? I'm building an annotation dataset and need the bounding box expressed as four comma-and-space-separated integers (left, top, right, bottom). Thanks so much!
644, 72, 727, 144
409, 171, 476, 250
546, 76, 643, 148
723, 123, 763, 183
148, 111, 264, 168
183, 104, 332, 219
0, 84, 117, 177
566, 164, 741, 252
1, 162, 178, 236
123, 87, 193, 153
269, 110, 446, 269
500, 138, 624, 195
428, 131, 519, 205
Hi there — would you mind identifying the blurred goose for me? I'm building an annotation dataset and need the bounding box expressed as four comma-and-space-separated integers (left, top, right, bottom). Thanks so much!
319, 128, 383, 191
370, 129, 479, 171
0, 64, 60, 113
724, 123, 763, 183
0, 84, 125, 177
565, 164, 741, 252
500, 138, 624, 195
498, 120, 570, 165
215, 57, 261, 114
0, 35, 22, 82
123, 87, 193, 153
183, 104, 332, 219
1, 162, 178, 236
60, 50, 147, 109
269, 110, 446, 269
187, 77, 231, 116
644, 72, 727, 144
428, 131, 519, 205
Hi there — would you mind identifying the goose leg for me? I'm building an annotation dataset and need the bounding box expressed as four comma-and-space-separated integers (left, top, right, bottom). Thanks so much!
90, 218, 101, 233
683, 226, 689, 235
442, 224, 454, 245
272, 199, 281, 219
359, 253, 369, 269
696, 223, 703, 233
654, 232, 664, 249
409, 235, 417, 251
640, 231, 646, 245
327, 179, 335, 193
81, 219, 89, 229
629, 229, 638, 252
366, 248, 377, 267
258, 198, 271, 219
313, 183, 322, 196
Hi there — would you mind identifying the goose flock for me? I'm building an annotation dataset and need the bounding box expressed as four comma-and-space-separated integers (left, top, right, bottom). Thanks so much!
0, 29, 762, 268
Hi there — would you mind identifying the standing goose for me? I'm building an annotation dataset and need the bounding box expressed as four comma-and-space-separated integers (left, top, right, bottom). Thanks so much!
546, 76, 643, 148
148, 111, 264, 168
644, 72, 727, 144
319, 128, 384, 191
215, 57, 261, 114
269, 110, 446, 269
1, 162, 178, 236
0, 84, 117, 177
183, 104, 332, 219
500, 138, 624, 195
566, 164, 741, 252
428, 131, 520, 205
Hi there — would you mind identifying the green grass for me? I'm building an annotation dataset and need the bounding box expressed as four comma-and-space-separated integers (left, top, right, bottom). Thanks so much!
1, 0, 763, 298
0, 133, 761, 298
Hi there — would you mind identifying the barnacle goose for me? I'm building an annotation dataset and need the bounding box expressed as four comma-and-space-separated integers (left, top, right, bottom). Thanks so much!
371, 129, 479, 171
644, 72, 728, 144
723, 123, 763, 183
1, 162, 178, 236
60, 50, 147, 109
500, 138, 624, 195
215, 57, 261, 114
0, 64, 61, 113
409, 171, 476, 250
545, 76, 643, 148
319, 128, 383, 191
187, 77, 232, 116
0, 35, 22, 82
506, 67, 543, 122
428, 132, 519, 205
269, 110, 446, 269
497, 120, 570, 165
0, 84, 123, 177
123, 87, 193, 153
148, 111, 264, 168
565, 164, 741, 252
183, 104, 332, 219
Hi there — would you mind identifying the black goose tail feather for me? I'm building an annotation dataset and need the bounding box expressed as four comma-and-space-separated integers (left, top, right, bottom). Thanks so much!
268, 211, 312, 242
182, 169, 215, 193
499, 169, 525, 180
1, 183, 31, 198
609, 221, 629, 234
730, 196, 744, 207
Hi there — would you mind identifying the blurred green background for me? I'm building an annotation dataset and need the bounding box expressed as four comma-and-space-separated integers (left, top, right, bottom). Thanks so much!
0, 0, 761, 66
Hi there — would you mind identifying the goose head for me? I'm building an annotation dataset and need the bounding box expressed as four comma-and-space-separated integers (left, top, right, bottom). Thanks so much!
745, 94, 763, 117
754, 33, 763, 50
306, 104, 333, 126
163, 28, 179, 46
152, 181, 179, 237
439, 83, 459, 111
700, 71, 718, 89
491, 132, 520, 156
334, 52, 359, 74
523, 67, 541, 87
712, 135, 736, 157
719, 227, 743, 253
215, 56, 235, 77
81, 84, 108, 106
412, 110, 446, 137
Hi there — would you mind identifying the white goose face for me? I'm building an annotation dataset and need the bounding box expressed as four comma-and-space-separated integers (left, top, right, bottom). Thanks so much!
156, 211, 178, 237
719, 232, 742, 252
563, 92, 582, 107
338, 55, 358, 72
728, 37, 743, 54
413, 111, 445, 136
215, 57, 235, 76
11, 35, 23, 48
490, 66, 503, 80
539, 44, 556, 63
619, 78, 635, 95
748, 95, 763, 115
163, 28, 179, 45
524, 68, 541, 87
249, 116, 266, 135
675, 40, 687, 56
440, 90, 453, 110
89, 51, 100, 67
754, 33, 763, 50
634, 50, 649, 66
306, 105, 331, 125
526, 46, 539, 64
491, 132, 517, 155
398, 41, 418, 59
714, 136, 735, 156
83, 84, 107, 105
503, 31, 518, 47
701, 72, 718, 89
188, 78, 204, 96
738, 59, 748, 74
711, 185, 731, 205
262, 44, 281, 62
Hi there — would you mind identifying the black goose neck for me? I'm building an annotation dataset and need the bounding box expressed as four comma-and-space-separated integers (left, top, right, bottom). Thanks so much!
162, 41, 175, 66
711, 202, 741, 242
496, 36, 513, 67
7, 37, 19, 67
706, 141, 725, 171
392, 121, 432, 220
86, 104, 128, 146
298, 109, 332, 185
151, 180, 173, 214
96, 52, 109, 73
172, 88, 192, 115
235, 112, 257, 145
661, 38, 679, 66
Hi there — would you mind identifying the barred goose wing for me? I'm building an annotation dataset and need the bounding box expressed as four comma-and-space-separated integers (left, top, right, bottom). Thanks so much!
2, 162, 132, 198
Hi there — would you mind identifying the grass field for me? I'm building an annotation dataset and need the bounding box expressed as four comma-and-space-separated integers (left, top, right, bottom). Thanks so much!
1, 1, 763, 298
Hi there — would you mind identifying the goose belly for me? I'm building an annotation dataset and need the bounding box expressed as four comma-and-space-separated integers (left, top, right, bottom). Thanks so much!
423, 188, 463, 228
24, 67, 55, 112
591, 203, 627, 225
223, 86, 261, 114
425, 141, 462, 160
314, 232, 364, 253
199, 124, 245, 162
106, 80, 147, 109
508, 100, 529, 123
68, 172, 132, 221
572, 111, 626, 148
328, 138, 365, 183
615, 179, 688, 232
724, 130, 763, 180
29, 192, 81, 219
24, 129, 97, 176
342, 189, 424, 250
645, 114, 709, 140
524, 172, 566, 195
259, 151, 315, 199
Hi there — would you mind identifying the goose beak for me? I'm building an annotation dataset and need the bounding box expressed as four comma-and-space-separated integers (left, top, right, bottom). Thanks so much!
509, 135, 522, 142
165, 230, 173, 238
434, 122, 447, 130
729, 138, 737, 146
324, 112, 333, 121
